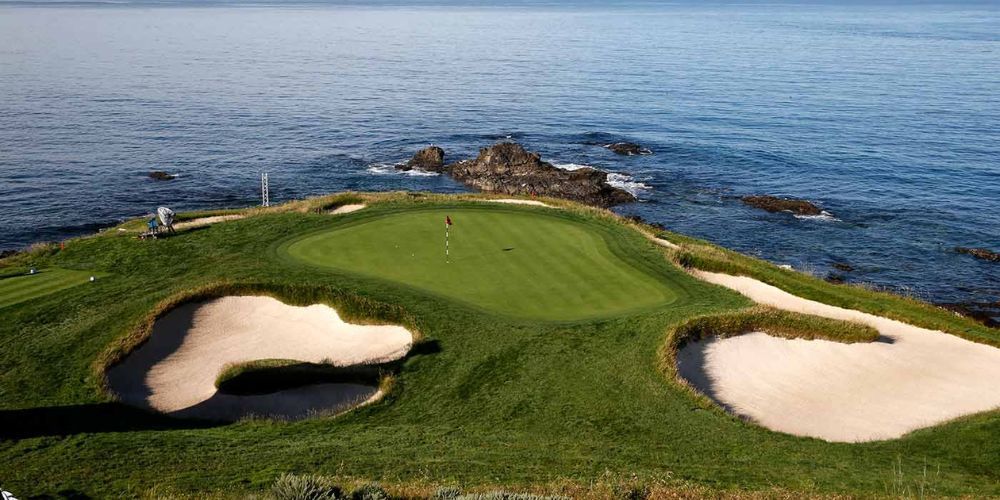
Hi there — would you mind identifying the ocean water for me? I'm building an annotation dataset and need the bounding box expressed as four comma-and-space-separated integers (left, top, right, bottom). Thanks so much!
1, 1, 998, 312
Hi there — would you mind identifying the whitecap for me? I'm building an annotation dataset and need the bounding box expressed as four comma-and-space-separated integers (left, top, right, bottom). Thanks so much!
551, 162, 592, 171
606, 172, 652, 196
793, 210, 840, 222
366, 162, 440, 177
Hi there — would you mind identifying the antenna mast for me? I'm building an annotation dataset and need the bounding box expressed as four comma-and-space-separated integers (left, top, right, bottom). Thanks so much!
261, 172, 270, 207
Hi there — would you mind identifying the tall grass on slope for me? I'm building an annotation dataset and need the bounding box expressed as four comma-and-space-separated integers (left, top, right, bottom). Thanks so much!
644, 228, 1000, 348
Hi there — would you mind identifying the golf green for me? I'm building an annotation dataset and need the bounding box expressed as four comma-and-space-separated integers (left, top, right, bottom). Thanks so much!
0, 268, 97, 309
282, 207, 678, 320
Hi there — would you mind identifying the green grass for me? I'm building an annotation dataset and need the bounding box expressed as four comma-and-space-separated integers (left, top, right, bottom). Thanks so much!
0, 193, 998, 498
0, 268, 101, 309
281, 207, 679, 320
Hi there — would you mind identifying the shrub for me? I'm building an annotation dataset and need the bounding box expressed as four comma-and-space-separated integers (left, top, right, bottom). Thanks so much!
350, 482, 390, 500
432, 487, 462, 499
271, 473, 343, 500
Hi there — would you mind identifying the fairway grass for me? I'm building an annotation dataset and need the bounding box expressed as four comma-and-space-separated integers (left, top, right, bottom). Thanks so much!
0, 268, 99, 309
282, 207, 679, 320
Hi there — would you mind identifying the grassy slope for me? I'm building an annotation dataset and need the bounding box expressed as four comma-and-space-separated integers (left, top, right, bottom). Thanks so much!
659, 230, 1000, 348
0, 268, 99, 309
282, 206, 678, 321
0, 194, 998, 498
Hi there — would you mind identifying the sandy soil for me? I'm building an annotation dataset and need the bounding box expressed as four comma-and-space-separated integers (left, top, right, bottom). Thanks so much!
173, 214, 245, 230
486, 199, 552, 207
327, 204, 366, 215
650, 237, 680, 250
677, 270, 1000, 442
108, 296, 413, 421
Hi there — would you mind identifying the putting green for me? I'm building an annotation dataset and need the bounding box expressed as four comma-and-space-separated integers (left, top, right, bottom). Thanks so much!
0, 268, 97, 309
282, 207, 678, 320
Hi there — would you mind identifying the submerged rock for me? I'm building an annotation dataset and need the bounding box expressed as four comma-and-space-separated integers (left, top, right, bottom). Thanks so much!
398, 146, 445, 172
741, 195, 822, 216
605, 142, 651, 156
624, 214, 666, 230
938, 301, 1000, 328
955, 247, 1000, 263
832, 262, 854, 272
148, 171, 177, 181
825, 272, 847, 284
446, 142, 635, 207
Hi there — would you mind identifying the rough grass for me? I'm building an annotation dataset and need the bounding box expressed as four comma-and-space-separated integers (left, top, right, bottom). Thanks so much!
215, 360, 382, 395
653, 229, 1000, 348
1, 193, 998, 498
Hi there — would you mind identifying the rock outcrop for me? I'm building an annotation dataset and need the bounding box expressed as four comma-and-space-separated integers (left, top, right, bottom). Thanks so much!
605, 142, 651, 156
446, 142, 635, 207
397, 146, 445, 172
955, 247, 1000, 263
149, 171, 176, 181
741, 195, 822, 216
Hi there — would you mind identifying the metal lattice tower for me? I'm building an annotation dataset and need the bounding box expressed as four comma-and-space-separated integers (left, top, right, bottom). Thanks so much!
261, 172, 270, 207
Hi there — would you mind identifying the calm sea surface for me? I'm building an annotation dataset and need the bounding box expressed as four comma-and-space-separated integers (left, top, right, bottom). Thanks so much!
1, 1, 998, 309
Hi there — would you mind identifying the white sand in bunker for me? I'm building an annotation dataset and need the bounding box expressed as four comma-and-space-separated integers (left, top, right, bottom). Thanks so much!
678, 270, 1000, 442
327, 204, 366, 215
485, 198, 552, 207
108, 296, 413, 421
173, 214, 245, 230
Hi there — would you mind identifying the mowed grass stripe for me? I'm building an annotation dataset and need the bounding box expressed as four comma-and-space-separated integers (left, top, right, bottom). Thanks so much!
0, 268, 96, 309
283, 207, 677, 320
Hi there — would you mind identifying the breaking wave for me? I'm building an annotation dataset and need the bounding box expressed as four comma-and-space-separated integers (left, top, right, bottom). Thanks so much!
552, 162, 650, 196
366, 162, 440, 177
793, 210, 840, 222
606, 172, 651, 196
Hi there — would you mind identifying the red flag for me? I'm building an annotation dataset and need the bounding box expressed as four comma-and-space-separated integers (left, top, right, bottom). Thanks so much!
446, 216, 453, 226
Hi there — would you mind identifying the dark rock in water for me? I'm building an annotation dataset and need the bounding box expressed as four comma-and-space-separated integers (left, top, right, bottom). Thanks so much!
446, 142, 635, 207
605, 142, 651, 156
832, 262, 854, 272
398, 146, 445, 172
937, 301, 1000, 328
624, 214, 666, 230
741, 195, 823, 216
825, 272, 847, 284
955, 247, 1000, 263
149, 171, 176, 181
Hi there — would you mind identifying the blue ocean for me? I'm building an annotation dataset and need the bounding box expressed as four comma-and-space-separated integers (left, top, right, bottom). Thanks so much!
1, 1, 997, 312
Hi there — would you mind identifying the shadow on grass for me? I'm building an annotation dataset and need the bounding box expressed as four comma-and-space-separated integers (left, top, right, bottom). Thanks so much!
218, 339, 443, 395
1, 340, 442, 440
0, 402, 220, 440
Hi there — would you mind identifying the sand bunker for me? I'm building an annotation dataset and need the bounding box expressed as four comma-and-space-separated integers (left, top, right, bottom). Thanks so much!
486, 199, 552, 207
326, 204, 366, 215
108, 296, 413, 421
677, 270, 1000, 442
174, 214, 245, 230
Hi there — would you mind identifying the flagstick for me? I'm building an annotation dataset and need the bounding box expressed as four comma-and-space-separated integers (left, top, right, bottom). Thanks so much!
445, 223, 450, 263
